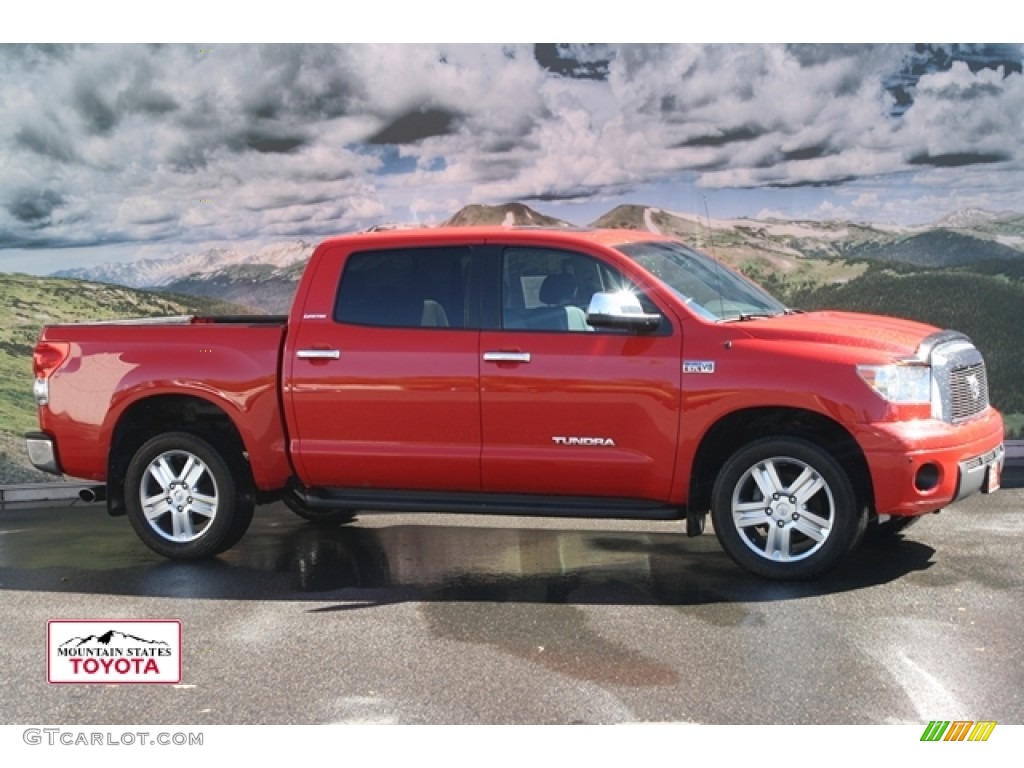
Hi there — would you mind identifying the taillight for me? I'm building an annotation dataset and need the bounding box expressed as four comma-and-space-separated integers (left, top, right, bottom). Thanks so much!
33, 341, 70, 379
33, 341, 70, 407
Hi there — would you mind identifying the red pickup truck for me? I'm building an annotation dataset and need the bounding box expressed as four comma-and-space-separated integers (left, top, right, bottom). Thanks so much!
26, 226, 1005, 579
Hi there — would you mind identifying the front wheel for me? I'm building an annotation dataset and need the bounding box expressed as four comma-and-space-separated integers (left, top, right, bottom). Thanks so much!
124, 432, 251, 559
711, 437, 863, 580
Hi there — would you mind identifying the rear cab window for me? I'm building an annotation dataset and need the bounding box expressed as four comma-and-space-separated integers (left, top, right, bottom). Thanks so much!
334, 247, 473, 329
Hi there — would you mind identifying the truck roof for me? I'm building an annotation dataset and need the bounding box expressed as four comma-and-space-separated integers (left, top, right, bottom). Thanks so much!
315, 225, 672, 251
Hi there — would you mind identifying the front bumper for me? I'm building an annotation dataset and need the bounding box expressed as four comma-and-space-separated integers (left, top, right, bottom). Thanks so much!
25, 432, 63, 476
853, 408, 1005, 516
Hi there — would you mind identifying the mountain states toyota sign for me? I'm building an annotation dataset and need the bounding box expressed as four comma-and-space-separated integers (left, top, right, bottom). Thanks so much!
47, 620, 182, 684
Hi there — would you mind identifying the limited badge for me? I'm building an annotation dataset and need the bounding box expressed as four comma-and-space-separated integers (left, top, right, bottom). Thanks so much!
683, 361, 716, 374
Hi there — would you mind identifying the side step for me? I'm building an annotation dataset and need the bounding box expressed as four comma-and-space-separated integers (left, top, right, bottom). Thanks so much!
288, 484, 684, 522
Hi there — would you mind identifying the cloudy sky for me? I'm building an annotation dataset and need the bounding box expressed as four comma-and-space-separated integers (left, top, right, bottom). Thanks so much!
2, 42, 1023, 273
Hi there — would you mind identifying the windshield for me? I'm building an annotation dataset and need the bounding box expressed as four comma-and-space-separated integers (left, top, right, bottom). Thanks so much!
616, 240, 788, 321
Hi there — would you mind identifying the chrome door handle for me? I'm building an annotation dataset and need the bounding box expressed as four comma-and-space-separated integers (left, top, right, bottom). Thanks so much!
296, 349, 341, 360
483, 351, 531, 363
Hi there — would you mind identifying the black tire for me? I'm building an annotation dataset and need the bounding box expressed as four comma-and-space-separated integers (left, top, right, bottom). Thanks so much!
711, 437, 864, 580
282, 494, 358, 527
213, 491, 255, 554
282, 499, 358, 528
293, 508, 358, 527
864, 513, 920, 543
124, 432, 248, 559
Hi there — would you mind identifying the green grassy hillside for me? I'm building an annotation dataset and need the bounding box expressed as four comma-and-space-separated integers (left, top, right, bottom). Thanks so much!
843, 229, 1023, 267
0, 274, 258, 483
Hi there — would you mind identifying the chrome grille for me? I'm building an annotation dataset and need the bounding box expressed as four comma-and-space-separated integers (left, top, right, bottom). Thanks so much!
923, 333, 989, 423
948, 361, 989, 422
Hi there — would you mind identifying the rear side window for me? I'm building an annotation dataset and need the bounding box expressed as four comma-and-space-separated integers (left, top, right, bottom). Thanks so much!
334, 247, 471, 329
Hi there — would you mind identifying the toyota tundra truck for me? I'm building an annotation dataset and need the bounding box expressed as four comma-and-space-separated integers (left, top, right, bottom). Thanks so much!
25, 226, 1005, 579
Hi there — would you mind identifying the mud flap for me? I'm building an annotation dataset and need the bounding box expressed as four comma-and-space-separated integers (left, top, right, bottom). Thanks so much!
686, 509, 706, 537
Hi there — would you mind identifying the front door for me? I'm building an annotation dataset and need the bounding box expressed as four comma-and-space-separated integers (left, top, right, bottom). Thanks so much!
480, 245, 682, 501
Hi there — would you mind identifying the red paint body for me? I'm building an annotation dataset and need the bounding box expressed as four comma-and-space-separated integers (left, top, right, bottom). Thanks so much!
32, 227, 1004, 520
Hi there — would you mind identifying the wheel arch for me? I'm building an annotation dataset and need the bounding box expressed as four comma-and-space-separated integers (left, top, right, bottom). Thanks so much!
107, 394, 255, 517
688, 406, 874, 517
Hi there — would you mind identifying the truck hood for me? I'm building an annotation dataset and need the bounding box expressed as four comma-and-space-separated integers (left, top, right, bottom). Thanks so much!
733, 310, 941, 358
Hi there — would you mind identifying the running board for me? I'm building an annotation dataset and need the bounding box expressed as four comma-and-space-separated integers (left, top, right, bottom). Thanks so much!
289, 485, 683, 521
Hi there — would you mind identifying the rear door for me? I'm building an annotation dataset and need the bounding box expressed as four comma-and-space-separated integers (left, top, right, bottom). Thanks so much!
480, 244, 683, 501
285, 243, 483, 491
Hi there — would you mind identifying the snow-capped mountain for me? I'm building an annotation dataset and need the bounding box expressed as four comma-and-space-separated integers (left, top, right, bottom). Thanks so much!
52, 241, 315, 288
934, 208, 1005, 229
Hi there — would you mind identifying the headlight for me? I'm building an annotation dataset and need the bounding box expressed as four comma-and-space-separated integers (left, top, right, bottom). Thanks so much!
857, 363, 931, 404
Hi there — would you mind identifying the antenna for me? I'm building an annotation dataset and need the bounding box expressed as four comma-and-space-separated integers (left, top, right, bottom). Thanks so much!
702, 195, 715, 256
703, 194, 727, 317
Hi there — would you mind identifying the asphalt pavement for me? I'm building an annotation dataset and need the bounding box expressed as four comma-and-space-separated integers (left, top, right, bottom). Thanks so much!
0, 468, 1021, 725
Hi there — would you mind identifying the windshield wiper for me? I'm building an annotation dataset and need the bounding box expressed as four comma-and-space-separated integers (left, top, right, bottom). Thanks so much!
720, 312, 778, 322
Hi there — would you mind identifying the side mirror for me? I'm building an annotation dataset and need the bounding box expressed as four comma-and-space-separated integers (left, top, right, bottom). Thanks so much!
586, 291, 662, 332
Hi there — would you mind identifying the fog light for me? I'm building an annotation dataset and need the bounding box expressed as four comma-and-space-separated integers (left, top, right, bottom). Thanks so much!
915, 463, 941, 492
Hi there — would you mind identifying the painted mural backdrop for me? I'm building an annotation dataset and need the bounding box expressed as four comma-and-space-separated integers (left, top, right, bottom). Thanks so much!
1, 44, 1022, 480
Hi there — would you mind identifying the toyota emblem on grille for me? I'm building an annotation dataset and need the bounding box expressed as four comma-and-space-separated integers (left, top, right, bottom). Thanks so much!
967, 373, 981, 401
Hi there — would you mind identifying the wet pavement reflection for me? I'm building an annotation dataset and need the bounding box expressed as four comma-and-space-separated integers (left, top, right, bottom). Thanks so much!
0, 502, 937, 606
2, 472, 1020, 725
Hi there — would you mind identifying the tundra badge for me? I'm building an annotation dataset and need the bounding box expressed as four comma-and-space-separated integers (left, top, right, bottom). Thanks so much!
552, 437, 617, 447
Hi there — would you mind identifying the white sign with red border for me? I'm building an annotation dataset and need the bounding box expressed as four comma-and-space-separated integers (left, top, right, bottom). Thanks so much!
48, 620, 182, 684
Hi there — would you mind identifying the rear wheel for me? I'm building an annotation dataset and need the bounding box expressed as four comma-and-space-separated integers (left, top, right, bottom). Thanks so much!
125, 432, 250, 559
711, 437, 863, 580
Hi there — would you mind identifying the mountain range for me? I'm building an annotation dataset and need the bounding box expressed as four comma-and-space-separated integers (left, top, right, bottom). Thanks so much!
46, 203, 1024, 314
53, 240, 314, 289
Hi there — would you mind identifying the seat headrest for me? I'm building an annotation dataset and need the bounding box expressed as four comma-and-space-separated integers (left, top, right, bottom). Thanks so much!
539, 273, 577, 305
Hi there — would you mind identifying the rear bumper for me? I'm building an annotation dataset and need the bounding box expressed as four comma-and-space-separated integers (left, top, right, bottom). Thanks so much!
853, 408, 1005, 516
25, 432, 63, 476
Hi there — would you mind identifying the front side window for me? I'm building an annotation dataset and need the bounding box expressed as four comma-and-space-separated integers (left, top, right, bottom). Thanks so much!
334, 247, 471, 329
501, 247, 658, 333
